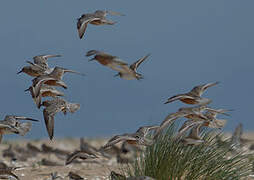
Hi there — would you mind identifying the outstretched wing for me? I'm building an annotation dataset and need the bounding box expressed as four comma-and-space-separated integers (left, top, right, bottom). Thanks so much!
102, 134, 136, 149
130, 54, 150, 71
77, 14, 101, 39
164, 94, 195, 104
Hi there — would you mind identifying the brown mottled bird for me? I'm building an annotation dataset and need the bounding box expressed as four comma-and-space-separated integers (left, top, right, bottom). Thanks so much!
86, 50, 128, 72
154, 105, 209, 139
181, 123, 206, 145
0, 115, 39, 142
67, 171, 84, 180
77, 10, 124, 39
164, 82, 219, 105
101, 125, 158, 149
65, 150, 98, 165
17, 54, 61, 77
114, 54, 151, 80
0, 162, 23, 180
41, 97, 80, 140
31, 66, 84, 98
25, 84, 64, 109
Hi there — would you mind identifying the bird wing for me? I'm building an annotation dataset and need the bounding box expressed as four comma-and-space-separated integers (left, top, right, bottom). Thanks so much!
164, 94, 195, 104
154, 112, 184, 139
102, 134, 136, 149
12, 116, 39, 122
43, 104, 63, 140
130, 54, 150, 71
77, 15, 101, 39
66, 151, 97, 165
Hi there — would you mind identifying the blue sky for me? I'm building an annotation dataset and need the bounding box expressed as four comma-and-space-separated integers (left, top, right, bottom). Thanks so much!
0, 0, 253, 139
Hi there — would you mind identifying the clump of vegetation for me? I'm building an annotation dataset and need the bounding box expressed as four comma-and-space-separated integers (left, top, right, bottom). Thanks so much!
124, 124, 253, 180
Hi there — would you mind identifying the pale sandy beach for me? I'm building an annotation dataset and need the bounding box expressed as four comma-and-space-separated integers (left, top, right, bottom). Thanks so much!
0, 132, 253, 180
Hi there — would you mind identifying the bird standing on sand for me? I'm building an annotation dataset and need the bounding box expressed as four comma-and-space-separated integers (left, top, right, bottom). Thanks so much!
0, 162, 23, 180
164, 82, 219, 105
41, 97, 80, 140
67, 172, 84, 180
77, 10, 124, 39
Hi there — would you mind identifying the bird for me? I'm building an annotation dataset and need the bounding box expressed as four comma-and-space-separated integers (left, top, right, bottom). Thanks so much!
203, 108, 232, 129
101, 125, 157, 149
174, 119, 210, 140
65, 150, 98, 165
25, 84, 64, 108
114, 54, 150, 80
154, 105, 209, 139
0, 162, 22, 180
67, 171, 84, 180
181, 124, 206, 145
110, 171, 155, 180
164, 82, 219, 105
41, 97, 80, 140
31, 66, 85, 98
0, 115, 39, 142
77, 10, 124, 39
86, 50, 128, 72
17, 54, 61, 77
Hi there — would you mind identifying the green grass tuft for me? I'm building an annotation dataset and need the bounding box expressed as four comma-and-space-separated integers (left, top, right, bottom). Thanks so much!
124, 124, 253, 180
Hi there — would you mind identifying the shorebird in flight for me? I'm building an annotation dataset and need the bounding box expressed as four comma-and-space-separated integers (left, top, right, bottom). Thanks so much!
203, 108, 232, 129
25, 84, 64, 109
65, 150, 98, 165
31, 66, 84, 98
86, 50, 128, 72
164, 82, 219, 105
41, 97, 80, 140
154, 105, 209, 139
101, 125, 158, 149
77, 10, 124, 39
17, 54, 61, 77
0, 115, 39, 143
176, 119, 209, 140
114, 54, 151, 80
181, 123, 206, 145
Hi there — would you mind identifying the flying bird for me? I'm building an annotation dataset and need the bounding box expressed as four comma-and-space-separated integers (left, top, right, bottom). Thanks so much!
154, 105, 209, 139
164, 82, 219, 105
25, 84, 64, 108
86, 50, 128, 72
0, 115, 39, 142
77, 10, 124, 39
65, 150, 98, 165
181, 124, 206, 145
31, 66, 84, 98
101, 125, 157, 149
114, 54, 151, 80
41, 97, 80, 140
17, 54, 61, 77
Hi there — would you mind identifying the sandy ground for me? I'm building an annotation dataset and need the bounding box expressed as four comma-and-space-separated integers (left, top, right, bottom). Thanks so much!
0, 133, 254, 180
0, 138, 123, 180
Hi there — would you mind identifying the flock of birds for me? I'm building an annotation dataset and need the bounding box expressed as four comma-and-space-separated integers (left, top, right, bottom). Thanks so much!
0, 9, 251, 180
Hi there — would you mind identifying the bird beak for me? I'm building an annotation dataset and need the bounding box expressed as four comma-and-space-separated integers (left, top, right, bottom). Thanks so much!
17, 70, 23, 74
88, 58, 96, 62
114, 73, 120, 77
